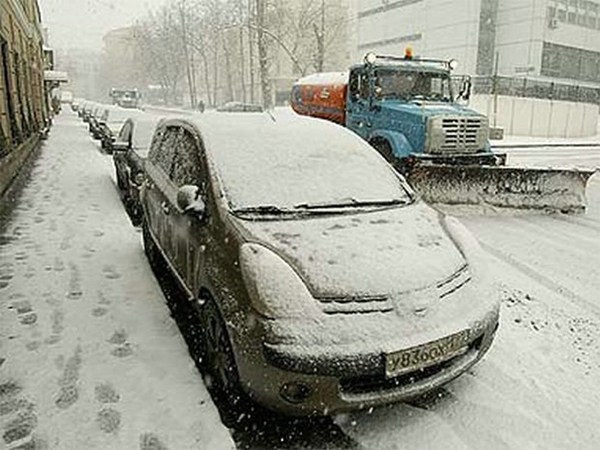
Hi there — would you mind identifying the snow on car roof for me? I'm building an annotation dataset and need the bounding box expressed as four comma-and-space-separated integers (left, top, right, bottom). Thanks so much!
174, 112, 410, 210
295, 72, 349, 86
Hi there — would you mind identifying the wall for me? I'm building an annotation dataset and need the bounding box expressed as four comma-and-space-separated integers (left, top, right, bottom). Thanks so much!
355, 0, 482, 74
0, 0, 47, 155
471, 94, 599, 137
0, 0, 46, 197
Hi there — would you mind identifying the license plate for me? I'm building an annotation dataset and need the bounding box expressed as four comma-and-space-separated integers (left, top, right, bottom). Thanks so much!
385, 330, 471, 378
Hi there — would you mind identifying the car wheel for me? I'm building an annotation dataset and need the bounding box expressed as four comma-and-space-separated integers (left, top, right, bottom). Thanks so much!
198, 297, 239, 393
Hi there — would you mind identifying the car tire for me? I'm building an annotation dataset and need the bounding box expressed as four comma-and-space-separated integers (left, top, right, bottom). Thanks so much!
196, 295, 247, 424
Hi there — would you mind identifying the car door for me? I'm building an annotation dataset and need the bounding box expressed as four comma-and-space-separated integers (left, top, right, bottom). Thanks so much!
345, 67, 372, 140
167, 126, 209, 295
144, 125, 180, 264
113, 120, 132, 189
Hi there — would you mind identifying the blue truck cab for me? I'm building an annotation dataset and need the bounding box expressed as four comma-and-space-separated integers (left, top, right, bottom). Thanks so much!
345, 53, 503, 170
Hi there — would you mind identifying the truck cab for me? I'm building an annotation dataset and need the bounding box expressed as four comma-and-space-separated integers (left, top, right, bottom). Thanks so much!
346, 53, 502, 170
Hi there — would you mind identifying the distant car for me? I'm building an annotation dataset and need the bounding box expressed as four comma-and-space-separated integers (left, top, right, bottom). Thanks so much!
89, 104, 107, 138
81, 102, 97, 122
140, 114, 500, 416
97, 107, 140, 154
216, 101, 263, 112
112, 114, 163, 224
71, 98, 82, 113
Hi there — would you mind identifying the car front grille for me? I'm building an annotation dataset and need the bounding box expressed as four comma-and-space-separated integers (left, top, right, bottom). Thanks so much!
436, 264, 471, 299
316, 295, 393, 315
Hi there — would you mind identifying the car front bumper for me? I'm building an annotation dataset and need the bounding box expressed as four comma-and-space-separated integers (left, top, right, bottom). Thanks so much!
233, 304, 499, 416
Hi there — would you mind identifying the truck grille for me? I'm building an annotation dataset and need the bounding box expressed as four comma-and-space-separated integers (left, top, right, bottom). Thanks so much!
428, 116, 488, 154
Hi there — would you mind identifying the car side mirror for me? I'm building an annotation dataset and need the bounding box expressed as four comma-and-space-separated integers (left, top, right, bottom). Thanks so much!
177, 185, 205, 217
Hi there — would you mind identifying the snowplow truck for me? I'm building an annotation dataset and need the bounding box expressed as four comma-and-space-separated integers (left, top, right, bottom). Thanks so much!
290, 52, 595, 213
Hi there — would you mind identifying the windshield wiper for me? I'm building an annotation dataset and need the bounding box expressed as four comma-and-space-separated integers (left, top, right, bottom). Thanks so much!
232, 205, 295, 215
294, 198, 409, 210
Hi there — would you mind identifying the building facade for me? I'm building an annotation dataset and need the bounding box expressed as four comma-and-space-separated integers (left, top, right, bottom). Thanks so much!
0, 0, 48, 156
354, 0, 600, 102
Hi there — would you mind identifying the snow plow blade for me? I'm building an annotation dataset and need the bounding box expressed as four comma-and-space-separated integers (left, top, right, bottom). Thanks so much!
407, 165, 597, 214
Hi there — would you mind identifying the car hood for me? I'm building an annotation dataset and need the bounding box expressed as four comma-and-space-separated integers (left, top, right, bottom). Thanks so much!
237, 202, 465, 298
379, 100, 485, 119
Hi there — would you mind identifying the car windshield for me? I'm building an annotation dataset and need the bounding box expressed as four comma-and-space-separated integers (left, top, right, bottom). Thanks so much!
207, 116, 412, 215
375, 68, 453, 102
133, 118, 162, 155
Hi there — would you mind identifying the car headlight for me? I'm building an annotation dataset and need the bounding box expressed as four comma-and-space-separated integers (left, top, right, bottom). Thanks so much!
240, 243, 322, 319
442, 215, 489, 281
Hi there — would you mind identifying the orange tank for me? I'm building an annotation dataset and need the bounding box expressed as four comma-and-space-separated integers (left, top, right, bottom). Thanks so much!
290, 72, 349, 126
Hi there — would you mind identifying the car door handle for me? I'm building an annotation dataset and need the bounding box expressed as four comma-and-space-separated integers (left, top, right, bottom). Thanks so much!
161, 202, 170, 215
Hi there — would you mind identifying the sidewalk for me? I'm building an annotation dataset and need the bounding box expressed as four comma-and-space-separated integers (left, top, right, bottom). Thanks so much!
0, 112, 235, 450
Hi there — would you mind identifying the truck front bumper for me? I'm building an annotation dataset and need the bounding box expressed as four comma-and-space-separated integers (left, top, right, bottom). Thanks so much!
410, 152, 506, 167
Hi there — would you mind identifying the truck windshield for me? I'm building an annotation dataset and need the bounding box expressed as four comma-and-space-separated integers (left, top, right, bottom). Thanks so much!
374, 69, 452, 102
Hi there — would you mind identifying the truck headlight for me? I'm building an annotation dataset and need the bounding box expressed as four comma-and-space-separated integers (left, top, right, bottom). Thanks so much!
240, 243, 322, 319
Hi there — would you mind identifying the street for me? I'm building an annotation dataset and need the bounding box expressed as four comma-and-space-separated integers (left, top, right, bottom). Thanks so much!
2, 110, 600, 450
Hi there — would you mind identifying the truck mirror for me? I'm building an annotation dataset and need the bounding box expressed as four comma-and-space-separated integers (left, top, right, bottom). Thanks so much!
461, 79, 472, 101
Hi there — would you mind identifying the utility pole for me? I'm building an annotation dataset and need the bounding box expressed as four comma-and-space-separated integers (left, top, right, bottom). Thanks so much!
238, 0, 247, 103
492, 51, 499, 129
255, 0, 272, 109
248, 0, 255, 103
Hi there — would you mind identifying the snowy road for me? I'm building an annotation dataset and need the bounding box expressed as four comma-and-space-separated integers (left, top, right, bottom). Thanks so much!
332, 145, 600, 449
0, 113, 235, 450
2, 111, 600, 450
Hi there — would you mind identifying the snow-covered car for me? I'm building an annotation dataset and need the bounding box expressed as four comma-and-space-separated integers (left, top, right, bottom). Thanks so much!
216, 101, 263, 112
97, 106, 141, 153
88, 104, 108, 138
81, 101, 97, 122
71, 98, 82, 113
140, 113, 500, 416
112, 114, 164, 224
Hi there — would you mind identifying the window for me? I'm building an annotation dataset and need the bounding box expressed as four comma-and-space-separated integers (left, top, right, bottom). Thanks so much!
348, 69, 369, 101
150, 126, 179, 175
170, 129, 201, 187
541, 41, 600, 83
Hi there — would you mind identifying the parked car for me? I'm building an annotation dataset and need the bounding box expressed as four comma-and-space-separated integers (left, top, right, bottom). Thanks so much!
81, 101, 96, 122
71, 98, 82, 113
112, 114, 163, 224
140, 114, 500, 416
89, 104, 107, 138
98, 106, 140, 153
216, 101, 263, 112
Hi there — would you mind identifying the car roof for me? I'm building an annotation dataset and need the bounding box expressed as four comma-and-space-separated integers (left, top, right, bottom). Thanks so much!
155, 111, 410, 210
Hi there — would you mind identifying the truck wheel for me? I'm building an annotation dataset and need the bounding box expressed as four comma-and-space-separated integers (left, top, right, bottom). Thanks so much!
372, 139, 412, 174
372, 139, 395, 164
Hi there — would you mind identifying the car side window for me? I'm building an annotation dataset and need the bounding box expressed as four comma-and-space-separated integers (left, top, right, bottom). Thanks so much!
170, 129, 201, 187
149, 126, 178, 175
